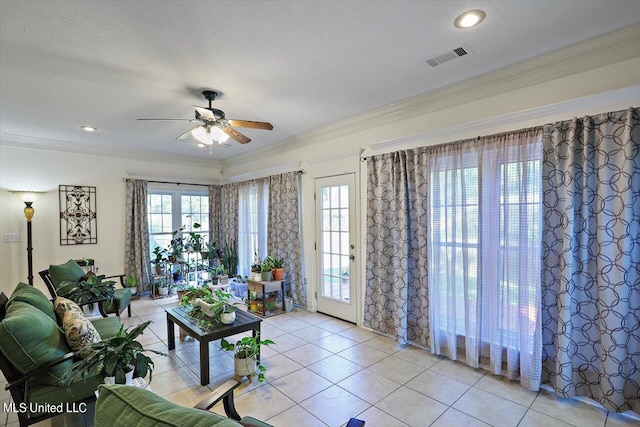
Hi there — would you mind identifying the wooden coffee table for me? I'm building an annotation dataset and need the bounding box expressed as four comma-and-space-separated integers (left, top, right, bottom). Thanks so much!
166, 306, 262, 385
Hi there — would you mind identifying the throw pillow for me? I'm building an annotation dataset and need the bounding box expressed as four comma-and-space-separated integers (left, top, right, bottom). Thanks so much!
53, 296, 84, 325
49, 259, 85, 287
62, 309, 102, 351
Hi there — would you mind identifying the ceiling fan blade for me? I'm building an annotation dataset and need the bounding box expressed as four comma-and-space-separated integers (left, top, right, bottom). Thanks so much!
137, 118, 196, 121
227, 119, 273, 130
176, 125, 201, 141
222, 126, 251, 144
194, 106, 215, 120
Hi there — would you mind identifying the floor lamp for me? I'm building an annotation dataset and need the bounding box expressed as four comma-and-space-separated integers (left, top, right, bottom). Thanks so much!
10, 191, 46, 286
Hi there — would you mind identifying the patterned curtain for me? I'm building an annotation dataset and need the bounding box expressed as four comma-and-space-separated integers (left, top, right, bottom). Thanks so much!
365, 127, 544, 390
541, 108, 640, 413
124, 179, 150, 289
268, 172, 305, 307
221, 182, 239, 245
208, 185, 223, 245
364, 151, 430, 346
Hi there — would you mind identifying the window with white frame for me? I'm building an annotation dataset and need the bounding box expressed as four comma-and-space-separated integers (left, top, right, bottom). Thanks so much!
147, 188, 209, 262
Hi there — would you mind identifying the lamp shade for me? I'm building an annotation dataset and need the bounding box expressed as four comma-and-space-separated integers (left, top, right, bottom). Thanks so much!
10, 191, 46, 203
191, 125, 230, 145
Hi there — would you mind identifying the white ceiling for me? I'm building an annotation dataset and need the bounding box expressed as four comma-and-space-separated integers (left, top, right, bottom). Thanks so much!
1, 1, 639, 163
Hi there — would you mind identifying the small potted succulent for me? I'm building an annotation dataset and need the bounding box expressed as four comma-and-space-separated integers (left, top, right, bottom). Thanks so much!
261, 257, 274, 282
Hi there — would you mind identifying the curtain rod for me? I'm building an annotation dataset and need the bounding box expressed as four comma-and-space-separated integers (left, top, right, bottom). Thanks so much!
123, 178, 213, 187
123, 170, 304, 186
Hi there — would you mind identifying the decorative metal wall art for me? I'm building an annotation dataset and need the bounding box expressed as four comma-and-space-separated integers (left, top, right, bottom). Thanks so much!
59, 185, 97, 245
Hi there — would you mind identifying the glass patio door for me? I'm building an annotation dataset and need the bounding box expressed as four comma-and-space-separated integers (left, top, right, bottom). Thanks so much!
315, 174, 357, 323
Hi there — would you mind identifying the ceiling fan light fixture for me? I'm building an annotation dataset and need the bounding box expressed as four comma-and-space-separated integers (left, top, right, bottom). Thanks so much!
191, 126, 213, 145
454, 10, 486, 29
210, 126, 229, 143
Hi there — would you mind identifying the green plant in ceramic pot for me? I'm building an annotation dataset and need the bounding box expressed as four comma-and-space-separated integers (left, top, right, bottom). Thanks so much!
261, 257, 275, 281
271, 257, 285, 281
220, 333, 275, 382
61, 321, 166, 386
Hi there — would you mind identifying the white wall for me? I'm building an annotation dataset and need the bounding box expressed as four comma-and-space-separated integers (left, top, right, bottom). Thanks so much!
0, 145, 220, 297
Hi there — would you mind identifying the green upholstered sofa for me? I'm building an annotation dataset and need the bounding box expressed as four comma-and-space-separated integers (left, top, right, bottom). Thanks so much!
95, 381, 273, 427
0, 284, 123, 427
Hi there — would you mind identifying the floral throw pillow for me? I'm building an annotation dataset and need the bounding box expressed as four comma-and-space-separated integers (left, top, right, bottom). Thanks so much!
62, 309, 102, 352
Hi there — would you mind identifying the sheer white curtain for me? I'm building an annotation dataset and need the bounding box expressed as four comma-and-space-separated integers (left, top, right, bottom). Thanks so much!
427, 128, 543, 389
237, 179, 269, 277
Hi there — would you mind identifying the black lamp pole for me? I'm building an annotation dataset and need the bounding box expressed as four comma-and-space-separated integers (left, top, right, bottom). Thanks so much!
23, 201, 35, 286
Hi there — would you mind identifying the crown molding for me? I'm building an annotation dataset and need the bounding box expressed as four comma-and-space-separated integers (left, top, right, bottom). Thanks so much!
221, 23, 640, 168
368, 84, 640, 152
0, 133, 223, 169
305, 149, 363, 165
223, 162, 301, 183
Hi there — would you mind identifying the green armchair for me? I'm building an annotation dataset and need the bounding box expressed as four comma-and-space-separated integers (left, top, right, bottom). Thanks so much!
39, 259, 131, 317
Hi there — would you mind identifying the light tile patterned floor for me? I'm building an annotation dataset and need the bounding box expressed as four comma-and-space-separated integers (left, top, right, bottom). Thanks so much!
2, 296, 639, 427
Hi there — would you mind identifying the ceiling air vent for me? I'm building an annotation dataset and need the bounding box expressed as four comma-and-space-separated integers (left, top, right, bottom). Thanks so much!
425, 46, 470, 68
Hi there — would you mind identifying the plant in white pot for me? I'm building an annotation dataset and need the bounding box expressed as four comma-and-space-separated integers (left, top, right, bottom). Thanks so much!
220, 333, 275, 382
193, 289, 238, 325
61, 321, 166, 386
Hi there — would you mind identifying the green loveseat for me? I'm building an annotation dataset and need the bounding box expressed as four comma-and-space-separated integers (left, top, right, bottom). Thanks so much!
0, 283, 123, 427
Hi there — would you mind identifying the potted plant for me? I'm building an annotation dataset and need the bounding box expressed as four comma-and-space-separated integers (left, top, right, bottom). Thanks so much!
178, 284, 211, 306
125, 274, 139, 296
248, 291, 259, 312
65, 274, 116, 306
168, 227, 185, 263
251, 264, 262, 281
220, 333, 275, 382
193, 289, 238, 325
61, 321, 166, 386
217, 265, 229, 285
156, 281, 169, 296
221, 239, 239, 277
151, 247, 167, 274
187, 223, 204, 253
261, 257, 274, 282
272, 257, 285, 281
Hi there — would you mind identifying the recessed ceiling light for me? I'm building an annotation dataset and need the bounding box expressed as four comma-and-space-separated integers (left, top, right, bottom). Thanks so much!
454, 10, 486, 29
196, 143, 206, 148
81, 125, 97, 132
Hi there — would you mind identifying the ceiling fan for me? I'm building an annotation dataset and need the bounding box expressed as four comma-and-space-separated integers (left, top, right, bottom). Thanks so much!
137, 90, 273, 146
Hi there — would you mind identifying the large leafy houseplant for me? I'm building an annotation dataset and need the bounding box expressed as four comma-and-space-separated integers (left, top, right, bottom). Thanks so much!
220, 334, 275, 382
221, 239, 239, 276
65, 274, 115, 306
61, 321, 166, 385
